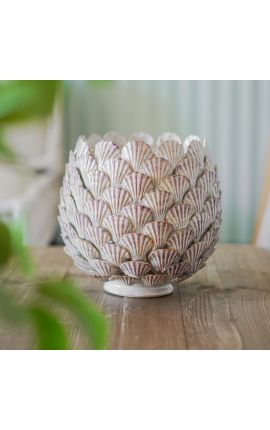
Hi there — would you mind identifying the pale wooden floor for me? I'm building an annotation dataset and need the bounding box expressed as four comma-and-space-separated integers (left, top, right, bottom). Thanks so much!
1, 244, 270, 349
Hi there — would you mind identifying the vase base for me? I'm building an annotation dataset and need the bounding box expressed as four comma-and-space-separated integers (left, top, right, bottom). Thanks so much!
103, 280, 174, 298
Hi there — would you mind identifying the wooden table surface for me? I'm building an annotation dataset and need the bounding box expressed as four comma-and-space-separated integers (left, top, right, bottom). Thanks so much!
1, 244, 270, 349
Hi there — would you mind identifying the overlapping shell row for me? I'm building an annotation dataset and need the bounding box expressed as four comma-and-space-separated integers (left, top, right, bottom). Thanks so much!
59, 132, 221, 287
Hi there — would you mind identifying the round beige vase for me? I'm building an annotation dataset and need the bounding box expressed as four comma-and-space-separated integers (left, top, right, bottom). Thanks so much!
59, 131, 221, 298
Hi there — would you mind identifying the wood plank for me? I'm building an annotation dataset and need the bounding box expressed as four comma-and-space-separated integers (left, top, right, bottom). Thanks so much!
65, 261, 125, 349
65, 255, 187, 349
177, 244, 270, 349
114, 291, 186, 350
1, 244, 270, 349
0, 257, 35, 349
0, 248, 70, 350
178, 284, 243, 349
227, 288, 270, 349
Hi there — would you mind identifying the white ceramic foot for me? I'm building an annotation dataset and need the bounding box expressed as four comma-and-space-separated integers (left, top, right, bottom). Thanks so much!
103, 280, 174, 298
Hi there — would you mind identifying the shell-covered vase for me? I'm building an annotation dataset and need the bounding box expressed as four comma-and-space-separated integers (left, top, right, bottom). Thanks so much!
59, 132, 221, 298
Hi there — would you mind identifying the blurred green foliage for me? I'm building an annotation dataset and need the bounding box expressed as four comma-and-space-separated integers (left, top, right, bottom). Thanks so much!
0, 219, 108, 349
0, 80, 110, 348
0, 80, 60, 125
0, 80, 61, 161
0, 80, 113, 161
9, 218, 33, 277
0, 222, 11, 267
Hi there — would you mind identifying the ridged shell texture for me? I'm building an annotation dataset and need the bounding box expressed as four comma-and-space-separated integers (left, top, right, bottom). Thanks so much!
59, 132, 221, 287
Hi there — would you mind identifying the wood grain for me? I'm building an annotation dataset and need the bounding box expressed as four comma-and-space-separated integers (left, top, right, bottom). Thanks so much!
1, 244, 270, 349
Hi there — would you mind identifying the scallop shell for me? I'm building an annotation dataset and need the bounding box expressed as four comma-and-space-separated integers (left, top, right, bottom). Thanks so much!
119, 233, 153, 260
84, 171, 110, 199
143, 221, 174, 249
120, 261, 152, 278
74, 135, 89, 158
102, 215, 132, 242
68, 166, 83, 189
72, 186, 93, 213
156, 141, 184, 169
142, 274, 166, 287
63, 237, 74, 255
59, 186, 69, 207
167, 229, 194, 255
84, 226, 112, 249
103, 131, 126, 147
166, 203, 194, 230
212, 181, 221, 198
69, 150, 76, 167
203, 241, 218, 259
58, 210, 69, 228
64, 163, 70, 181
175, 158, 201, 187
213, 211, 222, 228
185, 136, 205, 167
62, 177, 71, 196
159, 175, 190, 203
148, 249, 180, 272
204, 155, 216, 172
95, 140, 120, 169
183, 242, 208, 264
100, 187, 131, 215
131, 132, 154, 147
120, 204, 154, 231
197, 171, 216, 195
65, 194, 77, 213
62, 202, 73, 222
189, 211, 211, 241
77, 154, 98, 176
103, 158, 132, 186
122, 172, 154, 202
73, 255, 94, 275
141, 190, 173, 219
201, 226, 218, 246
62, 232, 77, 250
111, 275, 138, 285
83, 199, 111, 227
190, 257, 206, 274
88, 259, 119, 277
140, 156, 172, 187
165, 262, 190, 281
100, 243, 130, 266
69, 212, 92, 239
64, 244, 79, 259
183, 186, 207, 212
86, 133, 102, 155
203, 197, 221, 222
121, 140, 152, 171
157, 132, 181, 146
75, 238, 100, 261
65, 223, 80, 245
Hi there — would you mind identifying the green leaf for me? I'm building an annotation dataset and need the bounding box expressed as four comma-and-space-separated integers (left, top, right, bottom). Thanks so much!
9, 219, 33, 277
0, 221, 12, 267
0, 136, 16, 162
0, 286, 25, 324
0, 81, 61, 125
27, 306, 68, 350
38, 279, 108, 349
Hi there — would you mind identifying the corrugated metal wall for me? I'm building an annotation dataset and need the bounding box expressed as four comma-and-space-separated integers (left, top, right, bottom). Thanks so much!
65, 80, 270, 243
